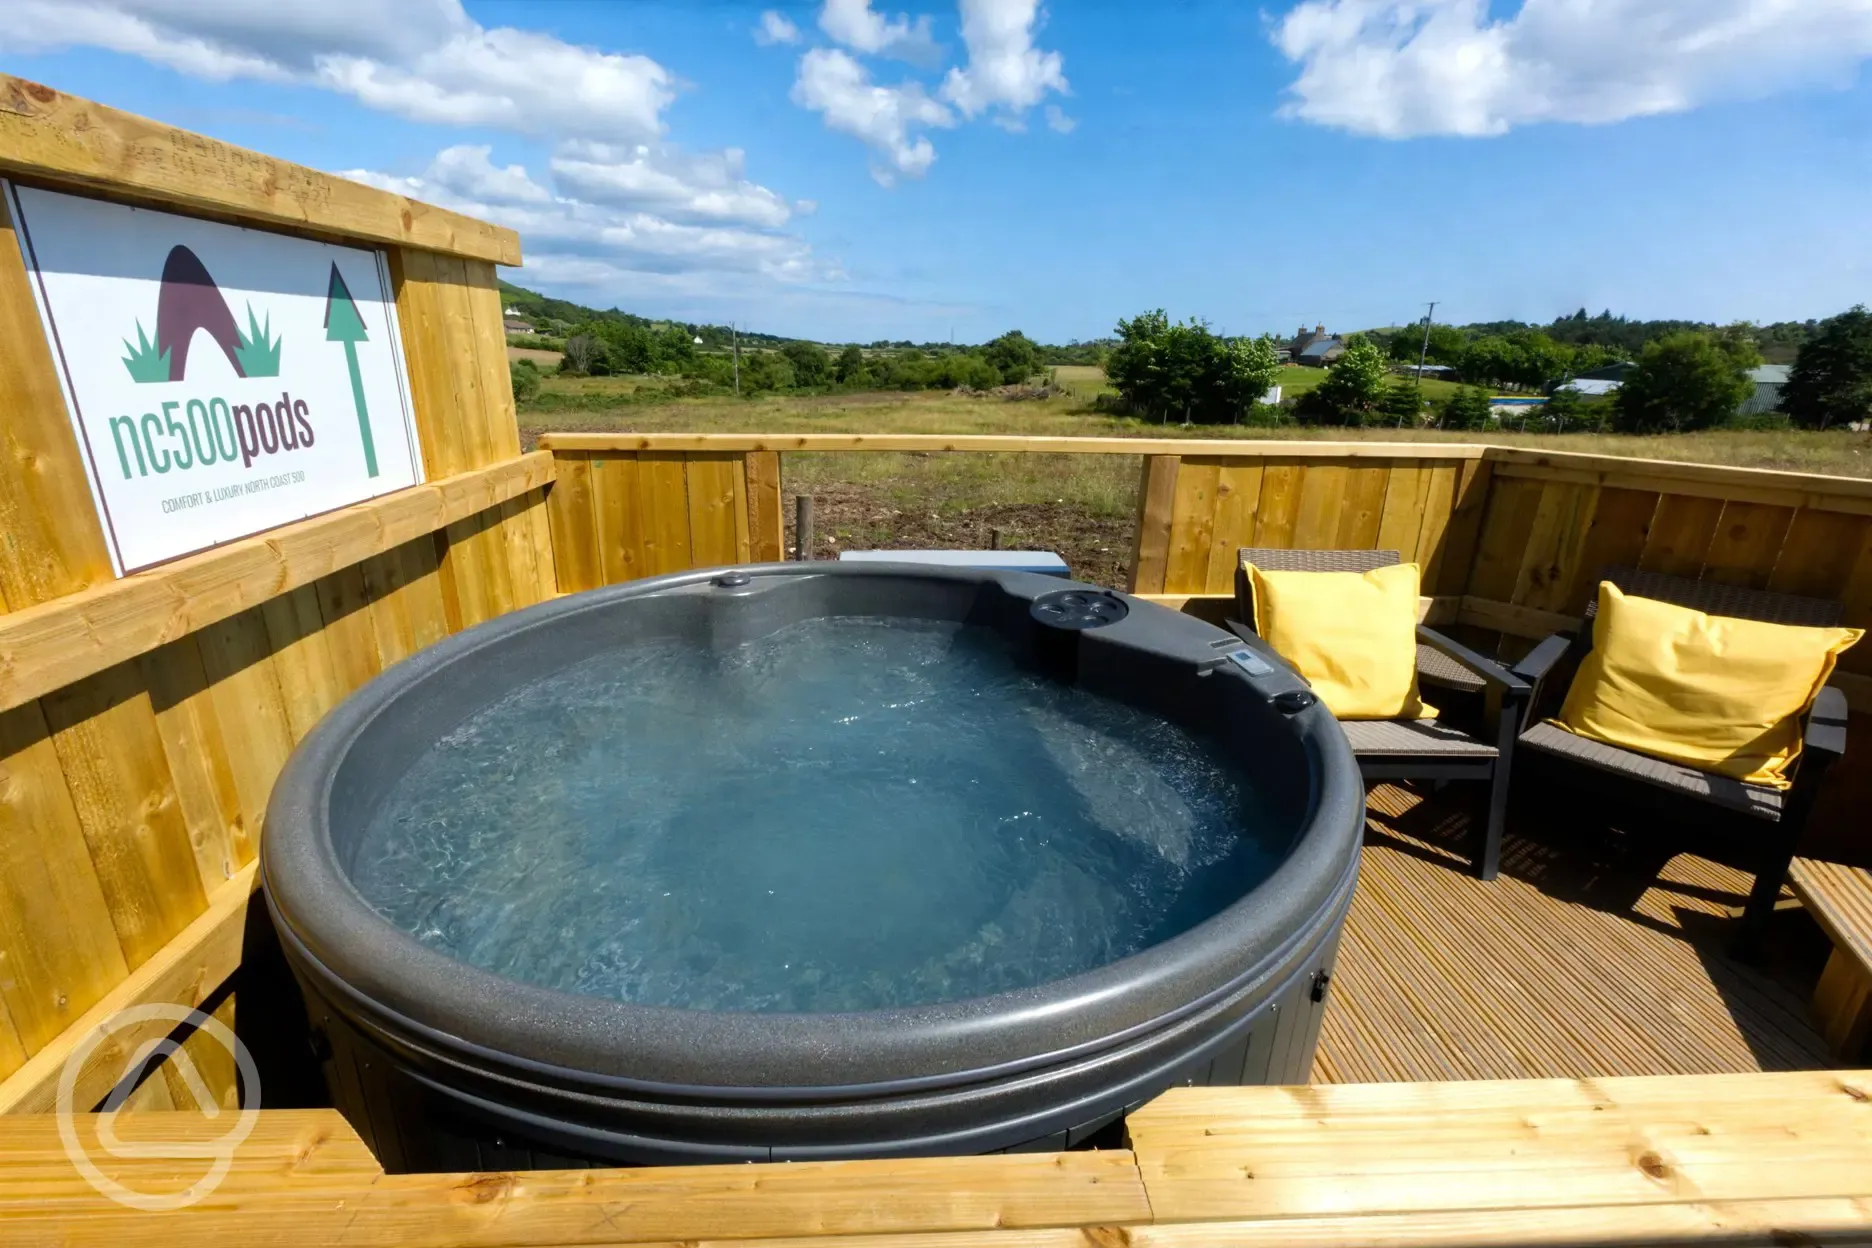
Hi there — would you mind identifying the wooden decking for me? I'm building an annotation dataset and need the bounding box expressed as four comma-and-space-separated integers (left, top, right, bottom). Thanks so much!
1316, 783, 1836, 1084
13, 1072, 1870, 1245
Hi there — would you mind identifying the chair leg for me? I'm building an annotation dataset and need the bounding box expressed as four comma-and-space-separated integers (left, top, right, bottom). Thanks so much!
1732, 834, 1800, 961
1477, 762, 1508, 882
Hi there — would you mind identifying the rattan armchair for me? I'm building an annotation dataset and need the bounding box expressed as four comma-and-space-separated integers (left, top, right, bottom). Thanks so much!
1512, 566, 1852, 953
1231, 548, 1530, 880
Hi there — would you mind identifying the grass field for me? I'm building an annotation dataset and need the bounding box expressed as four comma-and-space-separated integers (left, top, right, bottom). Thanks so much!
518, 369, 1871, 587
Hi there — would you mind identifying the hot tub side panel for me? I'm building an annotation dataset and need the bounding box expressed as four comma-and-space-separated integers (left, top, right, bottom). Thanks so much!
284, 901, 1348, 1171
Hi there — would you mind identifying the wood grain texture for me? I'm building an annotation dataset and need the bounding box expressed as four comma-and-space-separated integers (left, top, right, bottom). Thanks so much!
683, 453, 743, 570
258, 586, 345, 742
1250, 462, 1305, 549
1130, 1071, 1872, 1224
40, 665, 205, 971
0, 453, 552, 716
388, 247, 463, 479
639, 453, 695, 577
1463, 476, 1545, 603
0, 702, 129, 1059
140, 638, 246, 891
744, 450, 784, 563
1129, 455, 1180, 593
0, 862, 255, 1115
544, 454, 601, 593
1203, 461, 1266, 593
540, 432, 1493, 458
1163, 458, 1222, 595
1332, 464, 1391, 550
1432, 458, 1495, 597
1562, 487, 1658, 612
1316, 783, 1837, 1086
0, 194, 114, 606
1374, 462, 1428, 563
0, 1128, 1150, 1246
1768, 510, 1872, 600
1700, 501, 1797, 589
1290, 464, 1349, 551
1636, 494, 1727, 578
192, 610, 294, 845
1511, 482, 1602, 614
589, 454, 647, 586
0, 76, 519, 264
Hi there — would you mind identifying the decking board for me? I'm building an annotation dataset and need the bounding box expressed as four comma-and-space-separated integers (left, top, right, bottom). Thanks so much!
1315, 784, 1835, 1084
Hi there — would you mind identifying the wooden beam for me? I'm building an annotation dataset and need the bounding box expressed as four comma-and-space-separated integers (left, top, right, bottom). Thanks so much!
1126, 1071, 1872, 1225
0, 453, 554, 715
1489, 450, 1872, 517
0, 862, 256, 1115
538, 433, 1493, 458
0, 1127, 1150, 1246
0, 76, 521, 265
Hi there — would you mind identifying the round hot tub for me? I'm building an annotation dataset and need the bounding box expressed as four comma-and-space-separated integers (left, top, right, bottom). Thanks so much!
263, 564, 1362, 1169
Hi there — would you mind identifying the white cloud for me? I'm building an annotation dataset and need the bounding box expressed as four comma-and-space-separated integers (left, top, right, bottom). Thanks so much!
0, 0, 673, 141
1273, 0, 1872, 138
939, 0, 1068, 120
819, 0, 941, 65
551, 142, 795, 228
755, 10, 801, 46
792, 47, 955, 183
345, 149, 835, 285
1044, 103, 1076, 133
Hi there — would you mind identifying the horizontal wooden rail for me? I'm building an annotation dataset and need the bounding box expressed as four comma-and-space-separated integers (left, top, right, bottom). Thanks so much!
1487, 446, 1872, 513
0, 863, 257, 1116
0, 76, 521, 264
0, 452, 553, 715
538, 432, 1494, 457
3, 1071, 1864, 1245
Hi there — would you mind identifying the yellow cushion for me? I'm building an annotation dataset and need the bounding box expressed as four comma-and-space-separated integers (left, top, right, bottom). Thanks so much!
1554, 583, 1862, 790
1248, 563, 1436, 720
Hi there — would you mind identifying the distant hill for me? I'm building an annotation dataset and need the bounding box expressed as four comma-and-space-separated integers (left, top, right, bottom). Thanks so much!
1367, 309, 1817, 365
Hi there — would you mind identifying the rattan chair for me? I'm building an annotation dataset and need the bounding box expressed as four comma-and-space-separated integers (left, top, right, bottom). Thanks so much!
1231, 548, 1530, 880
1512, 566, 1852, 952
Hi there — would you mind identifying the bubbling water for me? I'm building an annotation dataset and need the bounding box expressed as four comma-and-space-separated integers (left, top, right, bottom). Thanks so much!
349, 617, 1289, 1013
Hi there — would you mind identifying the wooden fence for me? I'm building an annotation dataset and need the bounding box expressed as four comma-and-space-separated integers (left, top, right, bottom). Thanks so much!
0, 78, 552, 1116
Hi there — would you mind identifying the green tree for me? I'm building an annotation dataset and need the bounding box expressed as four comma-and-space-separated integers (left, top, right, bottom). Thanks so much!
560, 333, 599, 376
1458, 336, 1522, 389
739, 350, 795, 393
1781, 305, 1872, 430
1438, 386, 1494, 431
1389, 322, 1466, 367
781, 340, 831, 387
1297, 338, 1388, 426
509, 358, 542, 404
1613, 331, 1758, 433
834, 344, 867, 385
1105, 311, 1278, 423
1380, 382, 1426, 426
983, 330, 1040, 384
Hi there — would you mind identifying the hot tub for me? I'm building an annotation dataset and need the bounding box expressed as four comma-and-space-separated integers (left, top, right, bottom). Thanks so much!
262, 564, 1363, 1169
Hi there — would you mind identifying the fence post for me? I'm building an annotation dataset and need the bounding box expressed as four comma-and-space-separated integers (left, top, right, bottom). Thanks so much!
795, 495, 814, 561
1129, 455, 1181, 593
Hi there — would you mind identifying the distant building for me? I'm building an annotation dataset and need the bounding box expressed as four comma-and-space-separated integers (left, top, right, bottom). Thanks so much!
1395, 363, 1457, 380
1575, 362, 1637, 383
503, 317, 535, 334
1557, 378, 1622, 398
1740, 364, 1791, 415
1289, 323, 1343, 366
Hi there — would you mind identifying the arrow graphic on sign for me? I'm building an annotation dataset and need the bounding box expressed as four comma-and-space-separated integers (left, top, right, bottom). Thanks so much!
323, 263, 378, 478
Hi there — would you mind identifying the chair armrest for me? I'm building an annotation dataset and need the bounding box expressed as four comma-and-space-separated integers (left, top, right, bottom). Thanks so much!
1415, 625, 1530, 697
1510, 632, 1575, 684
1804, 685, 1849, 764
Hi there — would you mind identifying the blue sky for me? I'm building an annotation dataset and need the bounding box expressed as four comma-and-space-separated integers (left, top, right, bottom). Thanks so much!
4, 1, 1871, 344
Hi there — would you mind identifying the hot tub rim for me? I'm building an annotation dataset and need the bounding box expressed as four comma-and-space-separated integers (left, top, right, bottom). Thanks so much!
262, 563, 1364, 1090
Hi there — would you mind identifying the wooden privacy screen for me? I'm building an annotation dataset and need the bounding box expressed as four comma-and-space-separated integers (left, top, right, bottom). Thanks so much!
544, 450, 784, 592
0, 78, 555, 1114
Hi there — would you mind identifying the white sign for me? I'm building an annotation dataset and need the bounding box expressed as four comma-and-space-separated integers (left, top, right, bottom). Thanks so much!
5, 183, 425, 574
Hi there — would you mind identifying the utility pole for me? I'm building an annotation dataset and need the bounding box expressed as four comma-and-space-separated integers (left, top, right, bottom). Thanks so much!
1407, 300, 1438, 427
731, 322, 740, 395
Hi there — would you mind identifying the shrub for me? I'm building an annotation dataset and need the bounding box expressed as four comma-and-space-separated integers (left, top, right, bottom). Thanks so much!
1438, 386, 1495, 431
1379, 382, 1427, 426
1295, 339, 1389, 426
983, 330, 1041, 384
1105, 310, 1282, 423
560, 334, 600, 376
509, 358, 542, 404
1782, 305, 1872, 430
1612, 331, 1758, 433
781, 340, 832, 387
